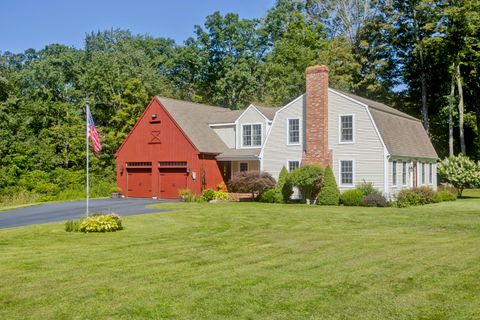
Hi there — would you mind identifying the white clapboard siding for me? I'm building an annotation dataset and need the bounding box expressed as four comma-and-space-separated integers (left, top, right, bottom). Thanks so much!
261, 95, 304, 180
236, 106, 269, 148
328, 91, 385, 192
387, 159, 437, 196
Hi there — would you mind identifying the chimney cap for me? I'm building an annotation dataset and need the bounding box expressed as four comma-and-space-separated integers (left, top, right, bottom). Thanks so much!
306, 65, 329, 74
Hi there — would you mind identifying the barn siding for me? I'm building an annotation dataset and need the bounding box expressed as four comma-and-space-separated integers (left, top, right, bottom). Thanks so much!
116, 98, 224, 197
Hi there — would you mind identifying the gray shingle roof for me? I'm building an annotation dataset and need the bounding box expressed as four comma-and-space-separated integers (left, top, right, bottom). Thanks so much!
156, 97, 278, 154
335, 90, 438, 159
369, 109, 438, 159
156, 97, 231, 154
254, 105, 279, 120
216, 148, 261, 160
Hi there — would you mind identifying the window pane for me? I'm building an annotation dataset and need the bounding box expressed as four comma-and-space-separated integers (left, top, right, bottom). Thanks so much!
429, 164, 433, 184
392, 161, 397, 185
402, 162, 407, 185
252, 124, 262, 146
341, 160, 353, 184
288, 161, 299, 172
240, 163, 248, 172
242, 125, 251, 146
288, 119, 300, 144
421, 163, 425, 184
341, 116, 353, 142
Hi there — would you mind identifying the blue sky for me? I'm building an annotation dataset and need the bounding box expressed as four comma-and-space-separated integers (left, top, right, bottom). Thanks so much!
1, 0, 276, 53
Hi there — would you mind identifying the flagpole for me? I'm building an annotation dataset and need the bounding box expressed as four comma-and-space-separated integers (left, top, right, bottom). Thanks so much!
86, 104, 89, 217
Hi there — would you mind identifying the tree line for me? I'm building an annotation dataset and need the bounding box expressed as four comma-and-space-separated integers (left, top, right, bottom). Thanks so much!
0, 0, 479, 199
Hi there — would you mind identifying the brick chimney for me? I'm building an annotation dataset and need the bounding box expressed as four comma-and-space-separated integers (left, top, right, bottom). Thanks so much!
302, 65, 332, 167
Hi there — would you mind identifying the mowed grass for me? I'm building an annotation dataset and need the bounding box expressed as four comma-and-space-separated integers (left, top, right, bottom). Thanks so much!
1, 192, 480, 319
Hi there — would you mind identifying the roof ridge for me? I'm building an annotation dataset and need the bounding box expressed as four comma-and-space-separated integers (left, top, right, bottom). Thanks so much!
330, 89, 419, 122
156, 96, 231, 112
368, 105, 421, 122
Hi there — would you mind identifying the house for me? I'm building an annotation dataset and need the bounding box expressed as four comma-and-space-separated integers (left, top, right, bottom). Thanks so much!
115, 65, 438, 199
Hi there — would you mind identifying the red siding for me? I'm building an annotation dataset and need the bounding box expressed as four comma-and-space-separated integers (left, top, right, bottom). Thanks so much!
116, 98, 224, 198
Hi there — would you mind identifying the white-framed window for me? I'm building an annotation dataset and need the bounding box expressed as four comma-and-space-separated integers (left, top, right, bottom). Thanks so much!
392, 161, 397, 186
421, 163, 426, 185
429, 163, 433, 184
240, 162, 248, 172
288, 160, 300, 172
339, 115, 354, 143
340, 160, 354, 185
242, 124, 262, 147
287, 118, 300, 145
402, 161, 407, 186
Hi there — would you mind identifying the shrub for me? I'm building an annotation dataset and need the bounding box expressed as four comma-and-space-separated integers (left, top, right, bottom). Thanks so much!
228, 171, 276, 199
438, 154, 480, 196
202, 188, 216, 202
288, 165, 324, 204
184, 194, 205, 203
217, 182, 228, 192
79, 213, 123, 233
362, 194, 388, 207
277, 167, 293, 203
438, 184, 458, 195
412, 186, 435, 205
435, 190, 457, 202
259, 188, 283, 203
65, 219, 82, 232
213, 190, 231, 201
396, 189, 422, 207
340, 189, 364, 206
277, 167, 288, 190
317, 166, 340, 205
178, 188, 191, 197
356, 181, 381, 196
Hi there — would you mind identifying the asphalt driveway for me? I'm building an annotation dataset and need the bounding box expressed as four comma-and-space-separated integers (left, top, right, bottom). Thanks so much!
0, 198, 174, 229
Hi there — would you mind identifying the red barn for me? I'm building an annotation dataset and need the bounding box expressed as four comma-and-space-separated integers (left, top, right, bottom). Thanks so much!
115, 97, 240, 199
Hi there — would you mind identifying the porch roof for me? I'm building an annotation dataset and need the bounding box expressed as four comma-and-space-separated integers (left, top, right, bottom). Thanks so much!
216, 148, 261, 161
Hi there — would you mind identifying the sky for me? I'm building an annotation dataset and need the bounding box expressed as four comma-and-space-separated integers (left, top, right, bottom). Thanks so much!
0, 0, 276, 53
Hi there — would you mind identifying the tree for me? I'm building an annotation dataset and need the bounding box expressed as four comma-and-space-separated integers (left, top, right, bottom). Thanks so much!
438, 154, 480, 196
391, 0, 441, 133
317, 166, 340, 205
287, 165, 324, 204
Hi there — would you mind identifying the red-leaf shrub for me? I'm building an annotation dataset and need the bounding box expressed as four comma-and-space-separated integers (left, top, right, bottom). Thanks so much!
228, 171, 276, 199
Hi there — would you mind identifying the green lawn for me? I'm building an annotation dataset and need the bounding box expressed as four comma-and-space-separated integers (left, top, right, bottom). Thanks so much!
1, 192, 480, 319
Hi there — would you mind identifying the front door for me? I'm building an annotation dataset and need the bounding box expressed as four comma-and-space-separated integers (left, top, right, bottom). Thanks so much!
159, 168, 188, 199
217, 161, 232, 184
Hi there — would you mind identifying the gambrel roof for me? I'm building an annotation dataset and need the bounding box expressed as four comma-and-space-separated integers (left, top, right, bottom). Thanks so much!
336, 91, 438, 159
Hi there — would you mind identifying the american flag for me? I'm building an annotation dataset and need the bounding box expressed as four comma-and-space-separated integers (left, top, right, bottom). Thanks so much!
86, 106, 102, 154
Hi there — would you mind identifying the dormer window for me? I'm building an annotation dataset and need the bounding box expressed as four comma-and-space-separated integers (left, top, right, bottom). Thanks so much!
242, 124, 262, 147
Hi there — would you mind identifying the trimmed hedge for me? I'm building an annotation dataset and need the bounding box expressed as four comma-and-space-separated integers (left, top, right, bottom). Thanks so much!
259, 188, 283, 203
340, 189, 364, 206
317, 166, 340, 205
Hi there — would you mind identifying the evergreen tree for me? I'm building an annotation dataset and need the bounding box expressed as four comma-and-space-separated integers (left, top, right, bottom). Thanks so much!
317, 166, 340, 205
